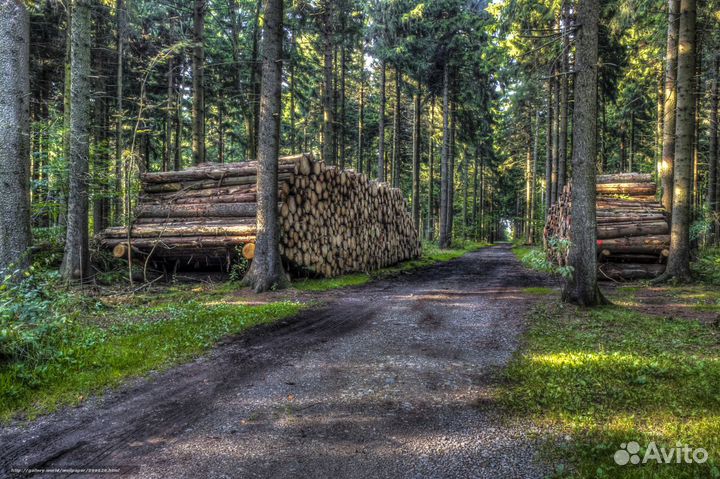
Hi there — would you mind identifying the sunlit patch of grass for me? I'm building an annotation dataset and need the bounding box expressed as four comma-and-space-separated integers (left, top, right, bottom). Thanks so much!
523, 287, 556, 296
0, 300, 304, 422
503, 303, 720, 478
293, 273, 370, 292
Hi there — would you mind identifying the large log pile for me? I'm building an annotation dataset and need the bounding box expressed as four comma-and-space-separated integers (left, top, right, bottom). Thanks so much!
98, 154, 421, 277
544, 173, 669, 280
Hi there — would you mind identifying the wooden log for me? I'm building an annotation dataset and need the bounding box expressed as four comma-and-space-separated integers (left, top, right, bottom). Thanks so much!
242, 243, 255, 260
597, 173, 653, 184
102, 235, 255, 249
141, 163, 296, 184
596, 183, 657, 195
596, 235, 670, 254
599, 253, 666, 263
597, 263, 665, 281
142, 172, 294, 193
596, 221, 669, 239
102, 221, 256, 238
137, 203, 257, 219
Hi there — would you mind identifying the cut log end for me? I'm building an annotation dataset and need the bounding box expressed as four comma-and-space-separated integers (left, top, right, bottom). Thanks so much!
242, 243, 256, 260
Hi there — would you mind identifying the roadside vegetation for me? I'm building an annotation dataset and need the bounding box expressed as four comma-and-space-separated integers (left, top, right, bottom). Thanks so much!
502, 283, 720, 478
0, 240, 486, 422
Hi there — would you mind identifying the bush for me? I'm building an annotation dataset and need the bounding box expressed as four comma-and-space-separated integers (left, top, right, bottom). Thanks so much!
693, 247, 720, 285
0, 268, 73, 364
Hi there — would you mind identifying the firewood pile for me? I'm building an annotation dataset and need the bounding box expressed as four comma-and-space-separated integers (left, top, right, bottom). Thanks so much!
98, 153, 421, 277
544, 172, 669, 280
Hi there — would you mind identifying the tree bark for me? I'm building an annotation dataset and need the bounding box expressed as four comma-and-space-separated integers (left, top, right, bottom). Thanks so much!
545, 78, 553, 214
377, 59, 386, 182
392, 65, 401, 188
427, 101, 434, 241
321, 0, 335, 165
242, 0, 289, 292
61, 0, 91, 281
661, 0, 680, 212
439, 63, 450, 248
0, 0, 31, 274
558, 0, 569, 195
662, 0, 696, 281
192, 0, 205, 165
562, 0, 605, 305
710, 56, 719, 239
412, 79, 421, 229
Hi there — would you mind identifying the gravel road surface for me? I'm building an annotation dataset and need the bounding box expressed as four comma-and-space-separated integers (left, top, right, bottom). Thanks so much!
1, 244, 556, 478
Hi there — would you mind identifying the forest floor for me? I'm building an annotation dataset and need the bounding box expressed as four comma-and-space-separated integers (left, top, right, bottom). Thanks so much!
0, 244, 557, 478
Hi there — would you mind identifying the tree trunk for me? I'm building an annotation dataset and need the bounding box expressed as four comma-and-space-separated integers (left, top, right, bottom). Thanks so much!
392, 65, 401, 188
525, 113, 532, 244
339, 43, 346, 169
710, 56, 719, 239
192, 0, 205, 165
0, 0, 31, 274
61, 0, 91, 281
545, 78, 553, 214
174, 67, 182, 170
439, 63, 450, 248
562, 0, 605, 305
551, 67, 560, 204
558, 0, 569, 195
427, 101, 434, 241
662, 0, 696, 281
377, 59, 386, 182
661, 0, 680, 212
164, 56, 174, 171
529, 110, 539, 244
412, 79, 421, 229
242, 0, 288, 292
358, 45, 365, 174
322, 0, 334, 165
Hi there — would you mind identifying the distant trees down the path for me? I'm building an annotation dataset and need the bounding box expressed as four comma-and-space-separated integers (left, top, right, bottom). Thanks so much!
1, 0, 719, 294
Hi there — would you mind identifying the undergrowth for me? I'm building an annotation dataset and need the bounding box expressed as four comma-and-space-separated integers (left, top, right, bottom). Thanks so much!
503, 302, 720, 478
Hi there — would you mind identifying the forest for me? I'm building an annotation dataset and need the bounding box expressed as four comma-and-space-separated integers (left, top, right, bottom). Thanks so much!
1, 0, 720, 477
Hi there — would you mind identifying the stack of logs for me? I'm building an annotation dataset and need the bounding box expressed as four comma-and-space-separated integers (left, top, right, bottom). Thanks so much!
544, 173, 669, 280
98, 153, 421, 277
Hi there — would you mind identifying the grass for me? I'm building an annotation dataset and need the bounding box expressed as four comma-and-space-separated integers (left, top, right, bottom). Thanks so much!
293, 239, 490, 292
522, 287, 556, 296
0, 289, 303, 422
502, 299, 720, 478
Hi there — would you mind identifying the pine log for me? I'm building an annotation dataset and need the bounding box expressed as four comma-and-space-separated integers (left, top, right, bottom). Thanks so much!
596, 235, 669, 254
597, 263, 665, 280
104, 236, 254, 251
596, 221, 669, 239
102, 221, 256, 238
142, 172, 294, 193
141, 163, 296, 184
596, 183, 657, 195
597, 173, 653, 184
137, 203, 257, 219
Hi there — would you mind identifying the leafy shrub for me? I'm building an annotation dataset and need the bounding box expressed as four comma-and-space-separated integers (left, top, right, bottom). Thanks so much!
0, 268, 71, 364
693, 247, 720, 285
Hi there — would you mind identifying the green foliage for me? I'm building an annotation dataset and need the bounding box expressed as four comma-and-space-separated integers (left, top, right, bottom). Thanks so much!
1, 268, 75, 364
514, 246, 556, 272
0, 287, 303, 421
502, 301, 720, 478
692, 247, 720, 285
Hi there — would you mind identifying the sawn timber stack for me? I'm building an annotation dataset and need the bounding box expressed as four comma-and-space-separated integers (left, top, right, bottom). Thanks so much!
544, 172, 669, 280
98, 154, 421, 277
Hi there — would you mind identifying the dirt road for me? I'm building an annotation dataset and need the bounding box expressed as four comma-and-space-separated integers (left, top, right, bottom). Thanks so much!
2, 244, 556, 478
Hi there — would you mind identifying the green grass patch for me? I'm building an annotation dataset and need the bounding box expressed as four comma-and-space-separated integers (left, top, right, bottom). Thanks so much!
0, 292, 303, 422
522, 287, 556, 296
293, 240, 490, 292
502, 302, 720, 478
